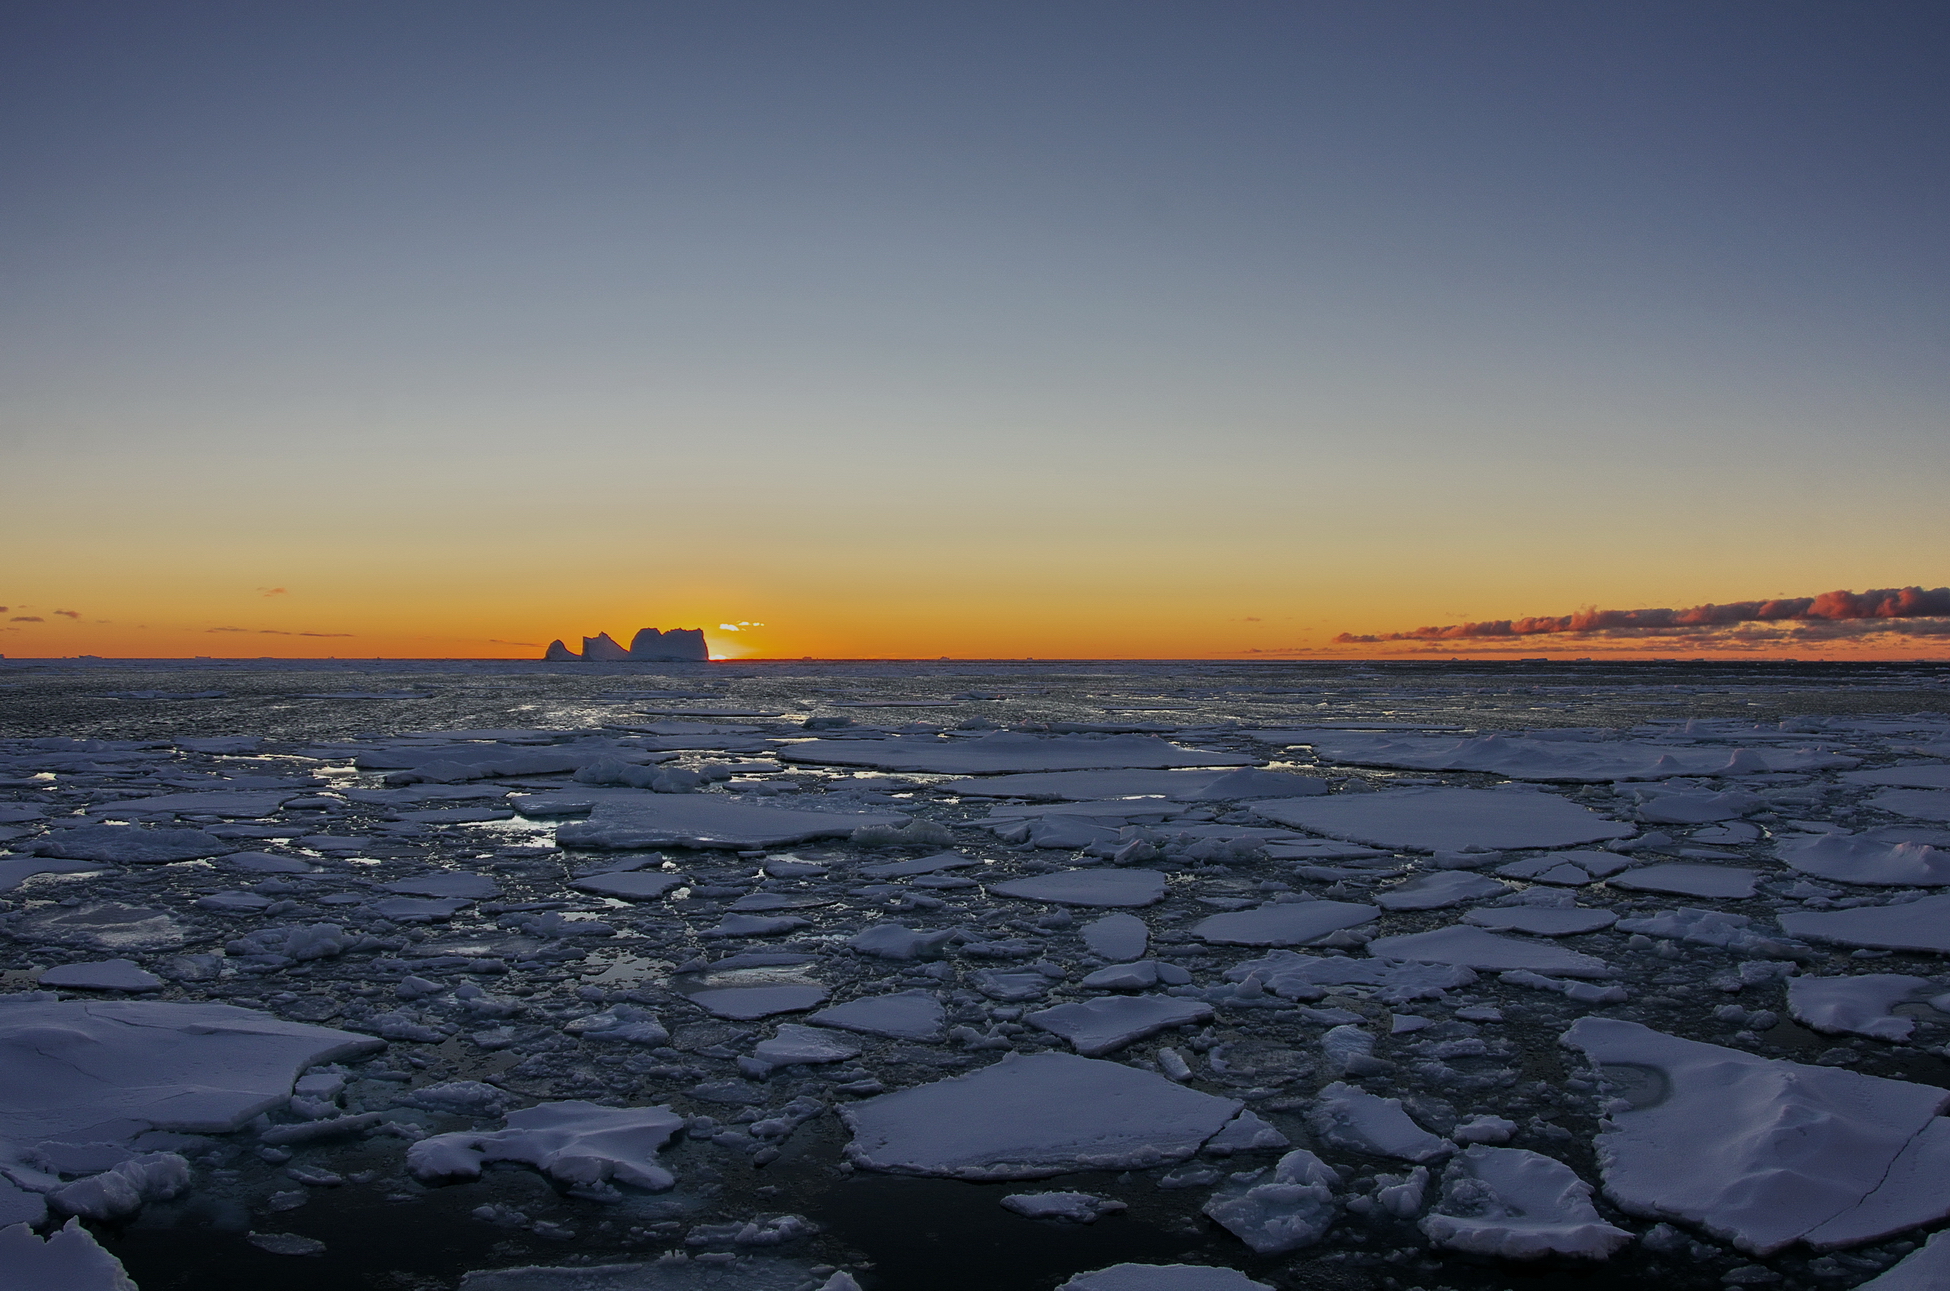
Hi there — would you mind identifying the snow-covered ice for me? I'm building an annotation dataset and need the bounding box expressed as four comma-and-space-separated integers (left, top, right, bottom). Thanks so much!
1191, 901, 1378, 946
0, 997, 381, 1139
0, 1218, 137, 1290
1607, 862, 1759, 898
1562, 1017, 1950, 1253
1308, 1082, 1452, 1162
1201, 1148, 1339, 1253
1058, 1266, 1272, 1291
35, 959, 165, 991
1251, 787, 1634, 852
1000, 1190, 1128, 1222
1419, 1145, 1631, 1259
1776, 833, 1950, 886
807, 991, 946, 1040
1366, 925, 1613, 977
1787, 974, 1938, 1040
841, 1052, 1241, 1178
990, 868, 1168, 907
410, 1101, 686, 1193
781, 732, 1255, 774
1025, 997, 1213, 1056
1779, 894, 1950, 952
556, 796, 906, 850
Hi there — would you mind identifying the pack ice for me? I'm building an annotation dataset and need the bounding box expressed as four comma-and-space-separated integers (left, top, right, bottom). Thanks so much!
1304, 732, 1854, 781
779, 732, 1255, 775
1562, 1018, 1950, 1253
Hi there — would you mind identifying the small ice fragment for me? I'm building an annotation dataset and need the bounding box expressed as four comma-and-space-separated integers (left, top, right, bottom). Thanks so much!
1081, 912, 1150, 961
1202, 1148, 1339, 1253
1308, 1082, 1452, 1162
1000, 1191, 1128, 1222
36, 960, 164, 992
1059, 1264, 1273, 1290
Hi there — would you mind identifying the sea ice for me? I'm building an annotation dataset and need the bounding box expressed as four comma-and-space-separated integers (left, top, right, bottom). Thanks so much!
88, 790, 300, 818
1306, 733, 1853, 782
1460, 907, 1617, 936
1308, 1083, 1452, 1162
1495, 850, 1630, 885
752, 1024, 861, 1068
942, 768, 1323, 800
0, 857, 109, 891
571, 871, 686, 900
1366, 926, 1612, 977
556, 797, 906, 850
462, 1259, 827, 1290
1419, 1146, 1630, 1259
1855, 1229, 1950, 1288
990, 869, 1168, 907
1787, 975, 1936, 1040
688, 985, 829, 1020
840, 1051, 1242, 1179
1202, 1148, 1339, 1253
1220, 951, 1476, 1004
1251, 787, 1634, 852
1191, 901, 1378, 947
859, 851, 978, 877
0, 997, 381, 1140
1000, 1191, 1128, 1222
1606, 863, 1758, 899
409, 1101, 686, 1193
779, 732, 1254, 775
1776, 834, 1950, 886
1081, 912, 1149, 961
1778, 895, 1950, 952
807, 991, 946, 1041
1373, 871, 1509, 911
1841, 764, 1950, 789
1867, 789, 1950, 821
36, 959, 164, 991
0, 1218, 138, 1290
383, 872, 499, 899
1025, 997, 1213, 1056
33, 825, 233, 864
1562, 1018, 1950, 1253
1059, 1266, 1272, 1291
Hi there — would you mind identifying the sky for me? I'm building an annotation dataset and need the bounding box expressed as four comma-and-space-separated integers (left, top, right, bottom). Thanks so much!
3, 1, 1946, 660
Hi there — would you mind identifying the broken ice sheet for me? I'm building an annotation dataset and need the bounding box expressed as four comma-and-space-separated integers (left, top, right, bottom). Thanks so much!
1775, 832, 1950, 886
1026, 996, 1213, 1057
840, 1051, 1241, 1178
1000, 1190, 1128, 1222
555, 795, 906, 849
1305, 733, 1854, 781
778, 732, 1255, 774
0, 998, 380, 1140
1606, 862, 1758, 898
1786, 974, 1941, 1040
1419, 1145, 1630, 1259
1372, 870, 1509, 911
1562, 1017, 1950, 1253
1202, 1148, 1339, 1253
1191, 900, 1378, 947
806, 991, 945, 1041
1778, 894, 1950, 952
990, 868, 1167, 907
1366, 925, 1613, 976
409, 1100, 686, 1194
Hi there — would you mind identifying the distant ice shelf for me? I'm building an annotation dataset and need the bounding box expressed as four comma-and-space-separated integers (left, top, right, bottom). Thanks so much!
543, 627, 709, 662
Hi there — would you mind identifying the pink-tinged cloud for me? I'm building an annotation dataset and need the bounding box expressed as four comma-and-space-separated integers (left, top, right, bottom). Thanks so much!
261, 587, 287, 597
1335, 586, 1950, 644
54, 609, 81, 619
10, 616, 43, 623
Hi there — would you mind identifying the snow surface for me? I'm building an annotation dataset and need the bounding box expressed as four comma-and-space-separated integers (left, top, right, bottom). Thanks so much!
1607, 863, 1758, 898
1779, 894, 1950, 952
1202, 1148, 1339, 1253
1251, 787, 1635, 852
990, 868, 1168, 907
807, 991, 946, 1040
1308, 1082, 1452, 1162
1191, 901, 1378, 947
0, 1218, 137, 1290
1787, 974, 1936, 1040
1025, 996, 1213, 1056
1777, 832, 1950, 886
36, 959, 164, 991
1366, 925, 1613, 977
410, 1101, 686, 1192
841, 1052, 1242, 1178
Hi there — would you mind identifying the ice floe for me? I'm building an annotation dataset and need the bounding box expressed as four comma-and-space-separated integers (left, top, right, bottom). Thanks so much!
555, 796, 906, 850
1191, 901, 1379, 947
0, 997, 381, 1139
990, 868, 1168, 907
840, 1052, 1241, 1178
1373, 871, 1510, 911
1307, 733, 1854, 781
1059, 1266, 1272, 1291
1000, 1190, 1128, 1222
1308, 1082, 1452, 1162
1202, 1147, 1340, 1253
1778, 894, 1950, 952
32, 824, 233, 864
1787, 974, 1939, 1040
1607, 862, 1758, 898
1776, 833, 1950, 886
36, 959, 164, 991
1025, 997, 1213, 1056
1419, 1145, 1630, 1258
410, 1100, 686, 1194
1366, 926, 1613, 977
1563, 1017, 1950, 1253
1251, 787, 1634, 852
780, 732, 1255, 775
0, 1218, 137, 1290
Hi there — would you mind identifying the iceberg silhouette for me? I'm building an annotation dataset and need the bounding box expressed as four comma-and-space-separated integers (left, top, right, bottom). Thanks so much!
542, 627, 709, 662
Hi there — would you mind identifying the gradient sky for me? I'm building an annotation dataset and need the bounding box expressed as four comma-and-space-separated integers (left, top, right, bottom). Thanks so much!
4, 1, 1946, 660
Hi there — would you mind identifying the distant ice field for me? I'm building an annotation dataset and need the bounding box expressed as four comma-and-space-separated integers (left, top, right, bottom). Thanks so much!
2, 656, 1949, 1291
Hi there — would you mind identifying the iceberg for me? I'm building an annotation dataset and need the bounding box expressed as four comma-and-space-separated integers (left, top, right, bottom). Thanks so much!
542, 628, 710, 662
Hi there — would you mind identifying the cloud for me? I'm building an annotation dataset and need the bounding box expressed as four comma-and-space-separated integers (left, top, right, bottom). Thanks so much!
53, 609, 80, 619
207, 626, 352, 638
298, 632, 354, 638
260, 587, 287, 597
1335, 586, 1950, 644
718, 624, 741, 632
9, 616, 42, 623
207, 627, 249, 633
490, 639, 539, 647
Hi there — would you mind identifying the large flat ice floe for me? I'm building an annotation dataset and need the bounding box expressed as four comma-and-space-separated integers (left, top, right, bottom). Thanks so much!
554, 796, 906, 850
1366, 926, 1613, 977
840, 1052, 1242, 1178
1059, 1266, 1272, 1291
778, 732, 1255, 775
1306, 733, 1855, 781
1191, 900, 1378, 947
939, 768, 1324, 800
32, 824, 234, 864
1419, 1145, 1631, 1259
1025, 997, 1213, 1056
0, 997, 381, 1140
1786, 974, 1939, 1041
1251, 787, 1634, 852
1775, 833, 1950, 886
989, 868, 1168, 907
1562, 1018, 1950, 1253
1778, 894, 1950, 952
461, 1255, 827, 1289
